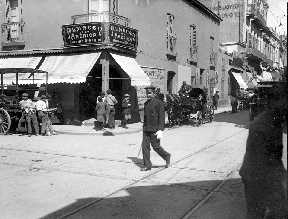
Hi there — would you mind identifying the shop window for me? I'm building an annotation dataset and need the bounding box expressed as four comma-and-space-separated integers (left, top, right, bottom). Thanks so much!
167, 13, 176, 54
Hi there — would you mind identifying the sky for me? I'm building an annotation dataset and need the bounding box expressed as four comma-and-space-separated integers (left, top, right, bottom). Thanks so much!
266, 0, 287, 35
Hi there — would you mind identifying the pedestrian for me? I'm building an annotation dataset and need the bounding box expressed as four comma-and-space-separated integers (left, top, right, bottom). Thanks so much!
45, 94, 58, 135
230, 96, 238, 113
95, 96, 107, 131
239, 82, 288, 219
121, 94, 131, 129
104, 89, 118, 128
19, 93, 39, 137
97, 91, 106, 103
108, 107, 115, 129
213, 90, 219, 110
140, 85, 171, 171
35, 95, 49, 136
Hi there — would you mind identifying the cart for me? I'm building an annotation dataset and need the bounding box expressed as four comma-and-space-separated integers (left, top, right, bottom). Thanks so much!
249, 81, 286, 121
0, 68, 48, 135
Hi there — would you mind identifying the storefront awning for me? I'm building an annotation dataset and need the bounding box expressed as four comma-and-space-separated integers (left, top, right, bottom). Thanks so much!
0, 57, 42, 85
39, 53, 101, 83
260, 71, 273, 81
110, 53, 151, 86
245, 72, 258, 88
232, 72, 248, 89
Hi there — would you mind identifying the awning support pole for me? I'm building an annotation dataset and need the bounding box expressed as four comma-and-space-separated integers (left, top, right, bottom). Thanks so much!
100, 59, 109, 92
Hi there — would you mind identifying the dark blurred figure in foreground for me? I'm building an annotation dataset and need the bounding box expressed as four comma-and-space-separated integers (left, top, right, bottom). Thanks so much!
239, 80, 287, 219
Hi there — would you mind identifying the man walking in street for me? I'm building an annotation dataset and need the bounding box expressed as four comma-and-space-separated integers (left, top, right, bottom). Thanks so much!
213, 90, 219, 110
141, 85, 171, 171
19, 93, 39, 137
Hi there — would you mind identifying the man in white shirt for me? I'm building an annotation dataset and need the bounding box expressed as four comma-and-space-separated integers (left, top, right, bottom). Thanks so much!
19, 93, 39, 137
36, 95, 49, 136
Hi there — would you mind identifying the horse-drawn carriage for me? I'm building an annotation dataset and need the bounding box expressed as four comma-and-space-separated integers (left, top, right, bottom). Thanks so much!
156, 85, 214, 127
248, 80, 287, 121
0, 68, 48, 135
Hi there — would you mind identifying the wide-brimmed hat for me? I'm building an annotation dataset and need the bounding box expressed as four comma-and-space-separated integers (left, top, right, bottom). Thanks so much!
124, 94, 130, 97
22, 93, 28, 97
106, 89, 112, 94
40, 95, 47, 99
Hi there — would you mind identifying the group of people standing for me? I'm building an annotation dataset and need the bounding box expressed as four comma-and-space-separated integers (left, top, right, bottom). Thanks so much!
95, 89, 131, 131
19, 93, 57, 137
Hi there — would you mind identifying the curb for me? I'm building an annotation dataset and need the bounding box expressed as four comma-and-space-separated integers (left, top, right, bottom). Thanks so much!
56, 128, 143, 136
56, 110, 232, 136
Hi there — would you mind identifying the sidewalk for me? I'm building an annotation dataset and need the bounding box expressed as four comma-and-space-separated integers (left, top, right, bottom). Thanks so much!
54, 106, 232, 136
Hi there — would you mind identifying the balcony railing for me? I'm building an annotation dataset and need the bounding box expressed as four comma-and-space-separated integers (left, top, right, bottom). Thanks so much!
246, 4, 266, 26
71, 12, 131, 27
246, 47, 273, 66
1, 22, 25, 43
189, 45, 198, 59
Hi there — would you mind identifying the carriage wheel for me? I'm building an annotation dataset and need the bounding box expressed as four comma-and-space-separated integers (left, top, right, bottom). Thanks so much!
0, 108, 11, 135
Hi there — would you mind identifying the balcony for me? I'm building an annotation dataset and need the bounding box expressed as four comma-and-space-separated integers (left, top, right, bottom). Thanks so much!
246, 46, 273, 66
1, 22, 25, 51
246, 4, 266, 27
62, 13, 137, 51
71, 12, 131, 27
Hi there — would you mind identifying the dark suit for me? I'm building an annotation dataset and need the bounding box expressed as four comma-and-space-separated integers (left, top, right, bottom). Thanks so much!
142, 97, 170, 169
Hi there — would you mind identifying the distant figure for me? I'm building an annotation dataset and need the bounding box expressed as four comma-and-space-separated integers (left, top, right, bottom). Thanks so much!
141, 85, 171, 171
121, 94, 131, 129
212, 90, 220, 110
19, 93, 39, 137
240, 82, 288, 219
95, 96, 107, 131
230, 96, 238, 113
104, 89, 118, 127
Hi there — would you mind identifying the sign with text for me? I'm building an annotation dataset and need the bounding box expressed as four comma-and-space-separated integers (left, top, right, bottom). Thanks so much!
62, 22, 138, 50
109, 23, 138, 49
137, 67, 165, 110
62, 23, 103, 46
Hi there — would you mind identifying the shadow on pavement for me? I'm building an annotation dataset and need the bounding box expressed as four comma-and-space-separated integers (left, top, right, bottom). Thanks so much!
40, 178, 247, 219
127, 157, 143, 168
213, 109, 250, 129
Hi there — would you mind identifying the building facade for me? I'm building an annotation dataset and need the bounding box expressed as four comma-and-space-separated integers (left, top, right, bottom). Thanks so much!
200, 0, 286, 102
0, 0, 222, 123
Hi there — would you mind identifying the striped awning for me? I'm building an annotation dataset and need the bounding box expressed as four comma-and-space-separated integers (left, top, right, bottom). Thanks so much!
110, 53, 151, 86
0, 57, 42, 85
232, 72, 248, 89
38, 53, 101, 84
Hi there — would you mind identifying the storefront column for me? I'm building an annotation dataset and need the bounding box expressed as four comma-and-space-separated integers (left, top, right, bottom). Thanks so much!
100, 59, 109, 92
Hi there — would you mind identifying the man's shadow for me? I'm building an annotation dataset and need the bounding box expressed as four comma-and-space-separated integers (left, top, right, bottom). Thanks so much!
127, 157, 167, 169
127, 157, 143, 168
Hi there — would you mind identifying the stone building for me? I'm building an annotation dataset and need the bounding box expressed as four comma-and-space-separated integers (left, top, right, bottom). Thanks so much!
0, 0, 222, 123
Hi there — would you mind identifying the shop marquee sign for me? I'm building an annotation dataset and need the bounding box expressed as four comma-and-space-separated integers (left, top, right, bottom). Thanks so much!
62, 22, 138, 50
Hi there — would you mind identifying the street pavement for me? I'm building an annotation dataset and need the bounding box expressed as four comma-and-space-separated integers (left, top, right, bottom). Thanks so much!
54, 106, 233, 136
0, 108, 286, 219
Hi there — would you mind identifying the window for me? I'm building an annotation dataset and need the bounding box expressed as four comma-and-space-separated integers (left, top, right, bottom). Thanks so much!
209, 36, 214, 65
167, 13, 176, 53
5, 0, 22, 41
189, 25, 197, 58
89, 0, 118, 22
